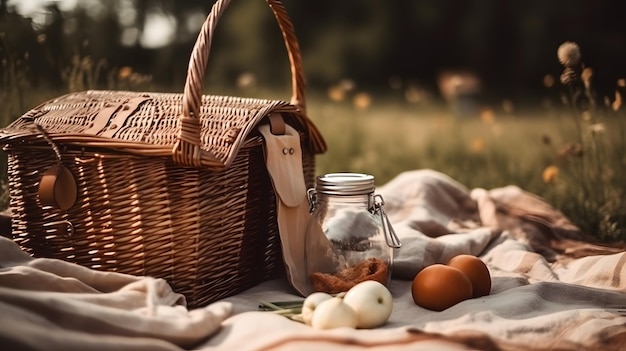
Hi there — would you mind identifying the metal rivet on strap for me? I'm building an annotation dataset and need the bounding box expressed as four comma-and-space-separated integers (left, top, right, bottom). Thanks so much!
282, 148, 289, 155
289, 148, 295, 155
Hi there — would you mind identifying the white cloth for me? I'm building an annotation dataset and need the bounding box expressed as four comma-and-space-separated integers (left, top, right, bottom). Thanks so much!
1, 169, 625, 350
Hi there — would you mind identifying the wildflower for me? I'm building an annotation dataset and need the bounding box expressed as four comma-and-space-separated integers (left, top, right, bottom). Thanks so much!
613, 79, 625, 112
236, 72, 256, 90
388, 76, 402, 90
557, 142, 584, 160
338, 79, 356, 92
353, 92, 371, 110
543, 74, 555, 88
118, 66, 133, 80
612, 90, 622, 112
80, 56, 93, 71
542, 165, 559, 184
557, 41, 581, 68
502, 100, 514, 114
588, 123, 605, 135
327, 85, 345, 102
560, 68, 577, 85
480, 108, 495, 124
581, 67, 593, 89
405, 85, 423, 104
328, 79, 356, 102
470, 137, 485, 153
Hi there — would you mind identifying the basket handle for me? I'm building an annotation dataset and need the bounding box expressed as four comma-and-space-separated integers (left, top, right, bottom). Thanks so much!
174, 0, 306, 167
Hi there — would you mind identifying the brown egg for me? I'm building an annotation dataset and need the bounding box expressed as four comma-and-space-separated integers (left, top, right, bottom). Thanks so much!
447, 254, 491, 298
411, 264, 473, 311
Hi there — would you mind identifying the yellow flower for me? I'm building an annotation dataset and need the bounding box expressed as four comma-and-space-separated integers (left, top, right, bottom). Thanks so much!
480, 108, 495, 124
327, 85, 345, 102
542, 165, 559, 184
353, 92, 371, 110
470, 137, 485, 153
581, 67, 593, 88
118, 66, 133, 80
612, 90, 622, 112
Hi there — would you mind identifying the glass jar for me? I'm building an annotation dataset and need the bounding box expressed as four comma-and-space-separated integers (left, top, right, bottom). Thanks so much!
304, 173, 401, 295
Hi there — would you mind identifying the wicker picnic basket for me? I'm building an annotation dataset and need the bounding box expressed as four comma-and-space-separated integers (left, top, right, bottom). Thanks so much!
0, 0, 326, 308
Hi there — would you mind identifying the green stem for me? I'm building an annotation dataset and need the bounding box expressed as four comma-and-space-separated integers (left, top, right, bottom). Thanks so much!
258, 300, 303, 311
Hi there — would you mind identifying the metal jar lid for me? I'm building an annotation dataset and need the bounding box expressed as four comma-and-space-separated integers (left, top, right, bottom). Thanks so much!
314, 173, 375, 196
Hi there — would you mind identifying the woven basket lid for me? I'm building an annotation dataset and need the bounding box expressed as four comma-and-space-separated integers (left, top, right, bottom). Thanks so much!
0, 90, 326, 170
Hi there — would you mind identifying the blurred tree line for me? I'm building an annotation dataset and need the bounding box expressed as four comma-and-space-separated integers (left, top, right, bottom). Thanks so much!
1, 0, 625, 104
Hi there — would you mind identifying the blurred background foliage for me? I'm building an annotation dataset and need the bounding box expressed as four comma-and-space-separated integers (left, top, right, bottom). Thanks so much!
1, 0, 625, 242
2, 0, 626, 105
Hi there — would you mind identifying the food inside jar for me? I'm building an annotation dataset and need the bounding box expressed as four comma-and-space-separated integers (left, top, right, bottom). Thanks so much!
310, 257, 388, 294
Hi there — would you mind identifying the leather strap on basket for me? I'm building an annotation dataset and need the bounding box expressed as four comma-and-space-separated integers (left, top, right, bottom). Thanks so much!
259, 123, 309, 296
173, 0, 306, 167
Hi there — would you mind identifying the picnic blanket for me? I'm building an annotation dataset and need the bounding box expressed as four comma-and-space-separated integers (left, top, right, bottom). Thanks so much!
1, 169, 624, 351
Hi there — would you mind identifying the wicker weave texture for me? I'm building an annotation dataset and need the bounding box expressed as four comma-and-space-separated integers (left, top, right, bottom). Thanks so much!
2, 91, 323, 168
6, 144, 315, 307
0, 0, 325, 307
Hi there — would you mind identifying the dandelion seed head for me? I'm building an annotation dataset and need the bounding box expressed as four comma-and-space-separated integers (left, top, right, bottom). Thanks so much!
557, 41, 581, 67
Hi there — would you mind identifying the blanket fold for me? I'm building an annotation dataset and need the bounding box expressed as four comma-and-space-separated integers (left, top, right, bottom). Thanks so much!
0, 236, 232, 350
1, 169, 624, 351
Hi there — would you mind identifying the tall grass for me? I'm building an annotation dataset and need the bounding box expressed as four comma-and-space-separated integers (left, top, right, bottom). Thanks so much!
309, 96, 625, 243
0, 37, 624, 243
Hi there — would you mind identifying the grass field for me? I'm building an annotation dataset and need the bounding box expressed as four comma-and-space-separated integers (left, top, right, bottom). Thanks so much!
309, 93, 626, 243
1, 79, 625, 243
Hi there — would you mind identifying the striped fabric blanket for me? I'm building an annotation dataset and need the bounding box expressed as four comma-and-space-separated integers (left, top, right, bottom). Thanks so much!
1, 169, 624, 350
